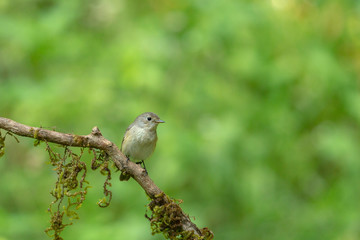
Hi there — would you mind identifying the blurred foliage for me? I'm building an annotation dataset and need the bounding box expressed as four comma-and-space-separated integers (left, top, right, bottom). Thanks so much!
1, 0, 360, 239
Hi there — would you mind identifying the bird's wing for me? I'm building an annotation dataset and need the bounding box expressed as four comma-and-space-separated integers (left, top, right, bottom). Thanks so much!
121, 123, 134, 152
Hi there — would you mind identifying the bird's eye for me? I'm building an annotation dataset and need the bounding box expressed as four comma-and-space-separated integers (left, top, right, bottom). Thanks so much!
147, 117, 152, 121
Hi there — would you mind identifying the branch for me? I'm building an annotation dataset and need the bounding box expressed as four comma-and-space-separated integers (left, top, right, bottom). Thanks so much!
0, 117, 212, 239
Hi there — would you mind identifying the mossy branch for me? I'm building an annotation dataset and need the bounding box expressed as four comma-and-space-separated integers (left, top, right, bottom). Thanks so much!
0, 117, 213, 239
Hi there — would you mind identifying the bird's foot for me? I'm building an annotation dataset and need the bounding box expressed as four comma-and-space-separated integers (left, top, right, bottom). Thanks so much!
136, 161, 148, 175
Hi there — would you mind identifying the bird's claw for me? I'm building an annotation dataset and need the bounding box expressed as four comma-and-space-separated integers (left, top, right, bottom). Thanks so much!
136, 160, 148, 175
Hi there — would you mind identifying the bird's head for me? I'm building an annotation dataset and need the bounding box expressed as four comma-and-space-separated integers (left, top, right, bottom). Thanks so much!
134, 112, 165, 130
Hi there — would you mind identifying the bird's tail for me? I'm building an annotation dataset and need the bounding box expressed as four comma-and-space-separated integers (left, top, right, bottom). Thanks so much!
120, 172, 131, 181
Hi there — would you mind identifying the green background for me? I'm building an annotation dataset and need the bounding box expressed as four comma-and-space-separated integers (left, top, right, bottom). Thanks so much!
1, 0, 360, 239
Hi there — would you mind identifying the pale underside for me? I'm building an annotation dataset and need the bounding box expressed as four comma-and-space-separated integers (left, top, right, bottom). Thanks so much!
121, 125, 158, 161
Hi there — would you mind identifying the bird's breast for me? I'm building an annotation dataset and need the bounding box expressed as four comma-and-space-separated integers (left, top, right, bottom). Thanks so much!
122, 126, 158, 160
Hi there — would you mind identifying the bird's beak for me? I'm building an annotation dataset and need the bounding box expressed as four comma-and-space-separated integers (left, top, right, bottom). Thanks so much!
155, 119, 165, 123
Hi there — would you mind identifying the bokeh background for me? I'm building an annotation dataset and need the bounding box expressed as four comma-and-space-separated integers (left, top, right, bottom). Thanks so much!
1, 0, 360, 239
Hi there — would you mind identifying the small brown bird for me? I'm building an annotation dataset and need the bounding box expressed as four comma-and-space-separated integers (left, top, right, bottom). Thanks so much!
120, 112, 165, 181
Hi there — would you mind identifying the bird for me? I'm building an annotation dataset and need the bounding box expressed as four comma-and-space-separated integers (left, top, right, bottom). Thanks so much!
120, 112, 165, 181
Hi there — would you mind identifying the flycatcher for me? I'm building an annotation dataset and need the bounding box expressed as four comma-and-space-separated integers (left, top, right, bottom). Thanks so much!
120, 112, 165, 181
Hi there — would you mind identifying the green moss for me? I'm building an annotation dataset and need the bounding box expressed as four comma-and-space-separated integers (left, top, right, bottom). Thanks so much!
45, 210, 72, 240
45, 143, 90, 239
0, 131, 5, 158
34, 128, 39, 139
34, 139, 41, 146
91, 150, 112, 208
29, 127, 42, 146
29, 127, 39, 139
0, 131, 20, 157
146, 193, 214, 240
73, 135, 84, 146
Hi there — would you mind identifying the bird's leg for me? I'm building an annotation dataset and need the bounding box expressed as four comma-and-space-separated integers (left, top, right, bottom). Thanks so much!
135, 160, 148, 174
141, 160, 148, 174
